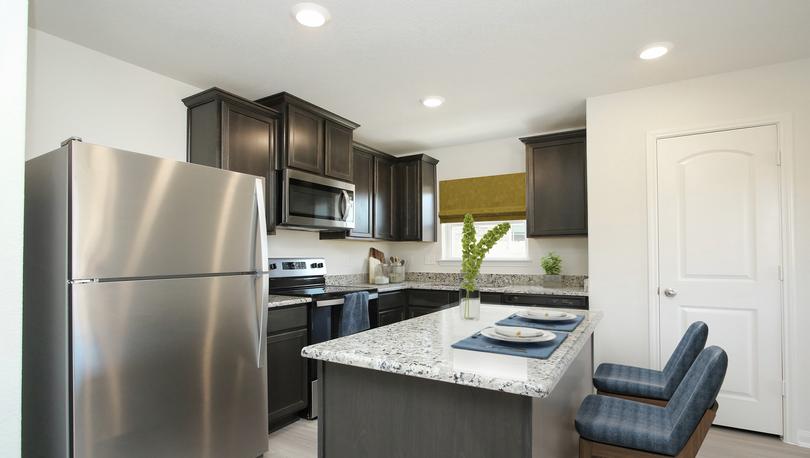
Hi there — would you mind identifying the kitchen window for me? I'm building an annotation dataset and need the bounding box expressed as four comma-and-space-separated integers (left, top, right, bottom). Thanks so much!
441, 220, 528, 261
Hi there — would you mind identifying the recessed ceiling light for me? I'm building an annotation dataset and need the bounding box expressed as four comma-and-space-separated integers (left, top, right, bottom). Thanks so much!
421, 96, 445, 108
639, 42, 672, 60
292, 3, 330, 28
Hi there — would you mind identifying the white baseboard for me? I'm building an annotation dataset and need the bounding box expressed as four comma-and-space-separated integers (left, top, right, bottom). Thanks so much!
795, 429, 810, 448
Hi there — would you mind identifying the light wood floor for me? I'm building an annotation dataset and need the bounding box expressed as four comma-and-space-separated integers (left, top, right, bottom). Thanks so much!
266, 419, 810, 457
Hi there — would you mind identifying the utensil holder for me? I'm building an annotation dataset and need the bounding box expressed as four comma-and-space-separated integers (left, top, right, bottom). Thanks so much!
389, 265, 405, 283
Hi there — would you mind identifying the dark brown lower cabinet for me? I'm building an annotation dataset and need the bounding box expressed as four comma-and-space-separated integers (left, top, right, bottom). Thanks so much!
378, 308, 405, 326
406, 289, 459, 318
482, 293, 589, 309
407, 306, 438, 319
267, 306, 309, 432
375, 290, 407, 327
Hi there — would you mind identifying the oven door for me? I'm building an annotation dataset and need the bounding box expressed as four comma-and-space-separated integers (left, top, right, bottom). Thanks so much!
310, 292, 379, 344
282, 169, 355, 230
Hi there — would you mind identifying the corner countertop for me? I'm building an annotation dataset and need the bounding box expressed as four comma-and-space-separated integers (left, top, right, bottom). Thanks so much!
338, 281, 588, 297
267, 295, 310, 309
301, 304, 602, 398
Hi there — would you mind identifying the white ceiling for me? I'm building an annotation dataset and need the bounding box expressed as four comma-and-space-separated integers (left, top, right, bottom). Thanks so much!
30, 0, 810, 154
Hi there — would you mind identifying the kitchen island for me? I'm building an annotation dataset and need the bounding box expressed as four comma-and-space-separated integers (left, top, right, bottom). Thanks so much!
301, 304, 602, 458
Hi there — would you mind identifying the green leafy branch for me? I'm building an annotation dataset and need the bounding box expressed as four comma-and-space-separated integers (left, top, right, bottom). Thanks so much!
461, 214, 511, 294
541, 252, 562, 275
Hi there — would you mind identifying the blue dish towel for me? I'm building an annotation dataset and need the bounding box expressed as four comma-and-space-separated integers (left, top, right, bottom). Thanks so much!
451, 331, 567, 359
339, 291, 370, 337
495, 313, 585, 333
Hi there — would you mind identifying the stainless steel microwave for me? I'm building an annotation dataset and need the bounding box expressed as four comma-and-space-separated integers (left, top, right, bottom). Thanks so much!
281, 168, 355, 230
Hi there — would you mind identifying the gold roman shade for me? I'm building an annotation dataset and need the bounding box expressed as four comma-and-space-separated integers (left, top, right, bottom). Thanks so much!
439, 173, 526, 223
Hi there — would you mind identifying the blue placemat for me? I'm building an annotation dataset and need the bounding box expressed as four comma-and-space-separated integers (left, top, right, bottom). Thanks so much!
495, 313, 585, 333
451, 330, 567, 359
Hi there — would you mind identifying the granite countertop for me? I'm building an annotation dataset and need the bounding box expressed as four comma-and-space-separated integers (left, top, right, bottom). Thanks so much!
301, 304, 602, 398
267, 295, 310, 309
338, 281, 588, 297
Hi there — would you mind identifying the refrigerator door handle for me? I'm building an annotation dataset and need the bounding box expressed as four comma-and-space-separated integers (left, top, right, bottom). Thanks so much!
256, 274, 268, 368
255, 178, 269, 272
255, 179, 269, 368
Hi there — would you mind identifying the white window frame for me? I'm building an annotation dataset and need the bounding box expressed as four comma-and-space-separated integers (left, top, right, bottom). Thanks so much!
439, 219, 531, 265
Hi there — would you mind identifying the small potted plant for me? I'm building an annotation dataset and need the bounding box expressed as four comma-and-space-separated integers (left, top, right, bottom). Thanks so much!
541, 252, 563, 287
460, 214, 510, 319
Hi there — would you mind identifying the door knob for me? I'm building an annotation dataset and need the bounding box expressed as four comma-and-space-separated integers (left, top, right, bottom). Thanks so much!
663, 288, 678, 298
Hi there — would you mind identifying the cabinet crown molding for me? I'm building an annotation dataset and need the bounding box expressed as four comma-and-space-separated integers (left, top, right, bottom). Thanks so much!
520, 128, 586, 145
182, 87, 280, 116
255, 91, 360, 130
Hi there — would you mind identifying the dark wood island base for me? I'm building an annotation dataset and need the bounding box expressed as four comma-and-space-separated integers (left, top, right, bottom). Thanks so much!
316, 337, 593, 458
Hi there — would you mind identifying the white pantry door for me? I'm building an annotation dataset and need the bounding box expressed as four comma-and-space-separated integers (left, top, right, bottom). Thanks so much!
656, 125, 782, 434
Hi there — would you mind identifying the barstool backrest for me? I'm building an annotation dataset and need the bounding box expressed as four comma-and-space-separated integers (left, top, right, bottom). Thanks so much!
662, 321, 709, 393
666, 346, 728, 448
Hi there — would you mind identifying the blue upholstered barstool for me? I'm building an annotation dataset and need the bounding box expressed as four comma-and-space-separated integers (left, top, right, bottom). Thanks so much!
593, 321, 708, 405
576, 346, 727, 457
576, 347, 728, 458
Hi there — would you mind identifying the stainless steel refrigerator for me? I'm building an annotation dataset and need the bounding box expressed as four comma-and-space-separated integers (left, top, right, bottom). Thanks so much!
23, 140, 269, 457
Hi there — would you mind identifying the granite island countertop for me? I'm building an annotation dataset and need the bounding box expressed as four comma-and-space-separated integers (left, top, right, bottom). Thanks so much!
301, 304, 602, 398
338, 281, 588, 296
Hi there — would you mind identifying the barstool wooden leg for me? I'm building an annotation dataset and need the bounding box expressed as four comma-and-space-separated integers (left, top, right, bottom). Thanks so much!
579, 437, 592, 458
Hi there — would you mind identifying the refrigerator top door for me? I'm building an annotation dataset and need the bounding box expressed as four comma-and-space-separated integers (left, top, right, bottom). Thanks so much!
70, 142, 267, 279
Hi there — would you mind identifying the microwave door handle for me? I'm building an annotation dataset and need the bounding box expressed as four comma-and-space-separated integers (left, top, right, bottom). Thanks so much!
340, 190, 349, 220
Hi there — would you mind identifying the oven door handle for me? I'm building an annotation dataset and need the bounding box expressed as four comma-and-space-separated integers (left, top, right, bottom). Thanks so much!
316, 292, 378, 307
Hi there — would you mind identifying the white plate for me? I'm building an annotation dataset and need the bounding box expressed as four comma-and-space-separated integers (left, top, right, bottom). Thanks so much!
493, 325, 544, 338
480, 327, 556, 343
517, 309, 578, 322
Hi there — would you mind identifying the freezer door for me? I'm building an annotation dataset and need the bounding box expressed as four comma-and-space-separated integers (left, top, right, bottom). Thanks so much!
70, 142, 265, 279
71, 275, 268, 458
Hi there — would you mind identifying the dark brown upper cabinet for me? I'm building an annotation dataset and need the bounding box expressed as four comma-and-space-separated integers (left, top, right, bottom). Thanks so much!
373, 155, 395, 240
396, 154, 439, 242
349, 145, 374, 238
287, 104, 323, 174
321, 148, 440, 242
183, 87, 279, 234
319, 142, 399, 241
256, 92, 359, 182
324, 121, 354, 182
520, 129, 587, 237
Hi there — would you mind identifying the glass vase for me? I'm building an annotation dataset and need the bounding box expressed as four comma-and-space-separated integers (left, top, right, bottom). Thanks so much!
459, 289, 481, 320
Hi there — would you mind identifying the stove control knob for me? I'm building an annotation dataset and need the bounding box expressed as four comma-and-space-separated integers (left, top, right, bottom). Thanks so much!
317, 263, 324, 268
311, 262, 318, 268
269, 263, 277, 270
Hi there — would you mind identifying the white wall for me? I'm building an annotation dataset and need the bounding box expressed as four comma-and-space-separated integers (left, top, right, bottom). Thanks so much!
1, 2, 28, 456
395, 135, 589, 275
25, 29, 199, 160
268, 229, 393, 276
587, 58, 810, 444
24, 30, 390, 276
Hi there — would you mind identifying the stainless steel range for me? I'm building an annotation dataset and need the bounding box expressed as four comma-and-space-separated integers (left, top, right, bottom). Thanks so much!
267, 257, 377, 419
